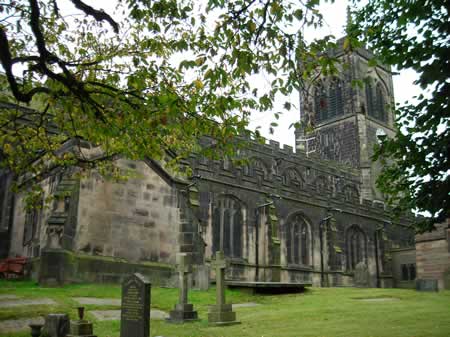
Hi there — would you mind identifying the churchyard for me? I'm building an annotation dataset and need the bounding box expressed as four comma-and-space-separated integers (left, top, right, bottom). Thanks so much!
1, 279, 449, 337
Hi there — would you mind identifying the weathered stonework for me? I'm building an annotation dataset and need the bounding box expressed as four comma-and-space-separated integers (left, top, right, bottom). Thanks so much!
416, 220, 450, 290
297, 38, 397, 202
1, 41, 417, 289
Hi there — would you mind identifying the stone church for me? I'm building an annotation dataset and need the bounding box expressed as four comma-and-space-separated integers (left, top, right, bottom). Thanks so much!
0, 39, 417, 289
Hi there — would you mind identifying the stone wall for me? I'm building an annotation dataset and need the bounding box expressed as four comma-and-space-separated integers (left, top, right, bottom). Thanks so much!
8, 175, 58, 258
75, 159, 180, 265
297, 40, 397, 202
188, 139, 415, 287
416, 220, 450, 290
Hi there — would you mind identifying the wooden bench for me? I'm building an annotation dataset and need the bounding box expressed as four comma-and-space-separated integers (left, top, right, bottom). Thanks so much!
0, 257, 27, 279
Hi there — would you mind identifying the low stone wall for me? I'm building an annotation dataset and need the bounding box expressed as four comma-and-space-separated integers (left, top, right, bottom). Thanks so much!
416, 221, 450, 290
34, 250, 177, 287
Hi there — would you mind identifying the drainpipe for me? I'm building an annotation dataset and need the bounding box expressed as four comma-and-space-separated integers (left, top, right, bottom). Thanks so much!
254, 207, 260, 281
374, 229, 380, 288
374, 224, 386, 288
319, 215, 331, 288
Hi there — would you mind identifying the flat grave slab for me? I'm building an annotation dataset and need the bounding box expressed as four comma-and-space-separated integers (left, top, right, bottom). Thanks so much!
232, 302, 261, 308
0, 294, 19, 300
226, 281, 310, 294
90, 309, 168, 321
0, 317, 45, 333
356, 297, 400, 302
72, 297, 121, 306
0, 298, 56, 308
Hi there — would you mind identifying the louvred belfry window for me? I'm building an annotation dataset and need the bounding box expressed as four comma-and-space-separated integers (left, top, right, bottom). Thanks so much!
314, 83, 328, 122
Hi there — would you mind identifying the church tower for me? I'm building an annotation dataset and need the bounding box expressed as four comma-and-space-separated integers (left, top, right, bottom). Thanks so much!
295, 37, 396, 202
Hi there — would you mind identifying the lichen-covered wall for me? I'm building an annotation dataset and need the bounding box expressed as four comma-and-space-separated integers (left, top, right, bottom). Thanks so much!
188, 139, 415, 287
8, 175, 58, 257
74, 159, 180, 264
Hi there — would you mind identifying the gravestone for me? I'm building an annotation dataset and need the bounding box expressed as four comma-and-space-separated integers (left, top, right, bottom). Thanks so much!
120, 273, 151, 337
43, 313, 70, 337
208, 251, 239, 326
416, 279, 438, 292
194, 265, 210, 290
354, 262, 370, 287
167, 253, 199, 323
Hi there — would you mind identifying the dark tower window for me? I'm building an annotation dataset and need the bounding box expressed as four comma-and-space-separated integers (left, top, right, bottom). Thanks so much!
286, 213, 311, 266
347, 225, 367, 270
314, 83, 328, 123
329, 78, 344, 118
367, 81, 388, 123
376, 83, 387, 122
212, 196, 244, 258
366, 82, 375, 118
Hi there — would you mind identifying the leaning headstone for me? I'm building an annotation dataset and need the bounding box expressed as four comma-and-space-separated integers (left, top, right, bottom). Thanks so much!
208, 251, 239, 326
67, 307, 96, 337
416, 279, 439, 292
43, 313, 70, 337
354, 262, 370, 287
167, 253, 199, 323
120, 273, 151, 337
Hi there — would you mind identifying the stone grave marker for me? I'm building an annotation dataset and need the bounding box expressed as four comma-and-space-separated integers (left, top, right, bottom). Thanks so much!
208, 251, 239, 326
120, 273, 151, 337
167, 253, 198, 323
354, 262, 370, 287
43, 313, 70, 337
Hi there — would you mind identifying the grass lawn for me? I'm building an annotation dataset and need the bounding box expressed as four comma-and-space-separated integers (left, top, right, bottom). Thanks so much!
1, 280, 449, 337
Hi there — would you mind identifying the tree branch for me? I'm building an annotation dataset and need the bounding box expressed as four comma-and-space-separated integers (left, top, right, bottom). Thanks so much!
69, 0, 119, 33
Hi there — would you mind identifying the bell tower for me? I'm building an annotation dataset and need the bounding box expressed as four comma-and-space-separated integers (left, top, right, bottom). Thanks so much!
296, 37, 396, 202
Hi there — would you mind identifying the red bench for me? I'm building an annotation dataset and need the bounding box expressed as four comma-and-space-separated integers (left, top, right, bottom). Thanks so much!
0, 257, 27, 279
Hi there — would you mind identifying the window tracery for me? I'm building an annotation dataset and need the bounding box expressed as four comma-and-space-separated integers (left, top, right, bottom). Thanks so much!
212, 195, 244, 258
286, 213, 311, 266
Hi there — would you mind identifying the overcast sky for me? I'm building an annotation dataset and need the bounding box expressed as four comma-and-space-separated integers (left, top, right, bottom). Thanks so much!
247, 0, 422, 148
14, 0, 421, 148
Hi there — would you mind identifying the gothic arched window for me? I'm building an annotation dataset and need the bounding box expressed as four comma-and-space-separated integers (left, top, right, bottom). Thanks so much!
376, 83, 387, 122
286, 213, 311, 266
314, 83, 328, 122
329, 78, 344, 118
212, 196, 244, 258
347, 225, 367, 270
365, 82, 375, 118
